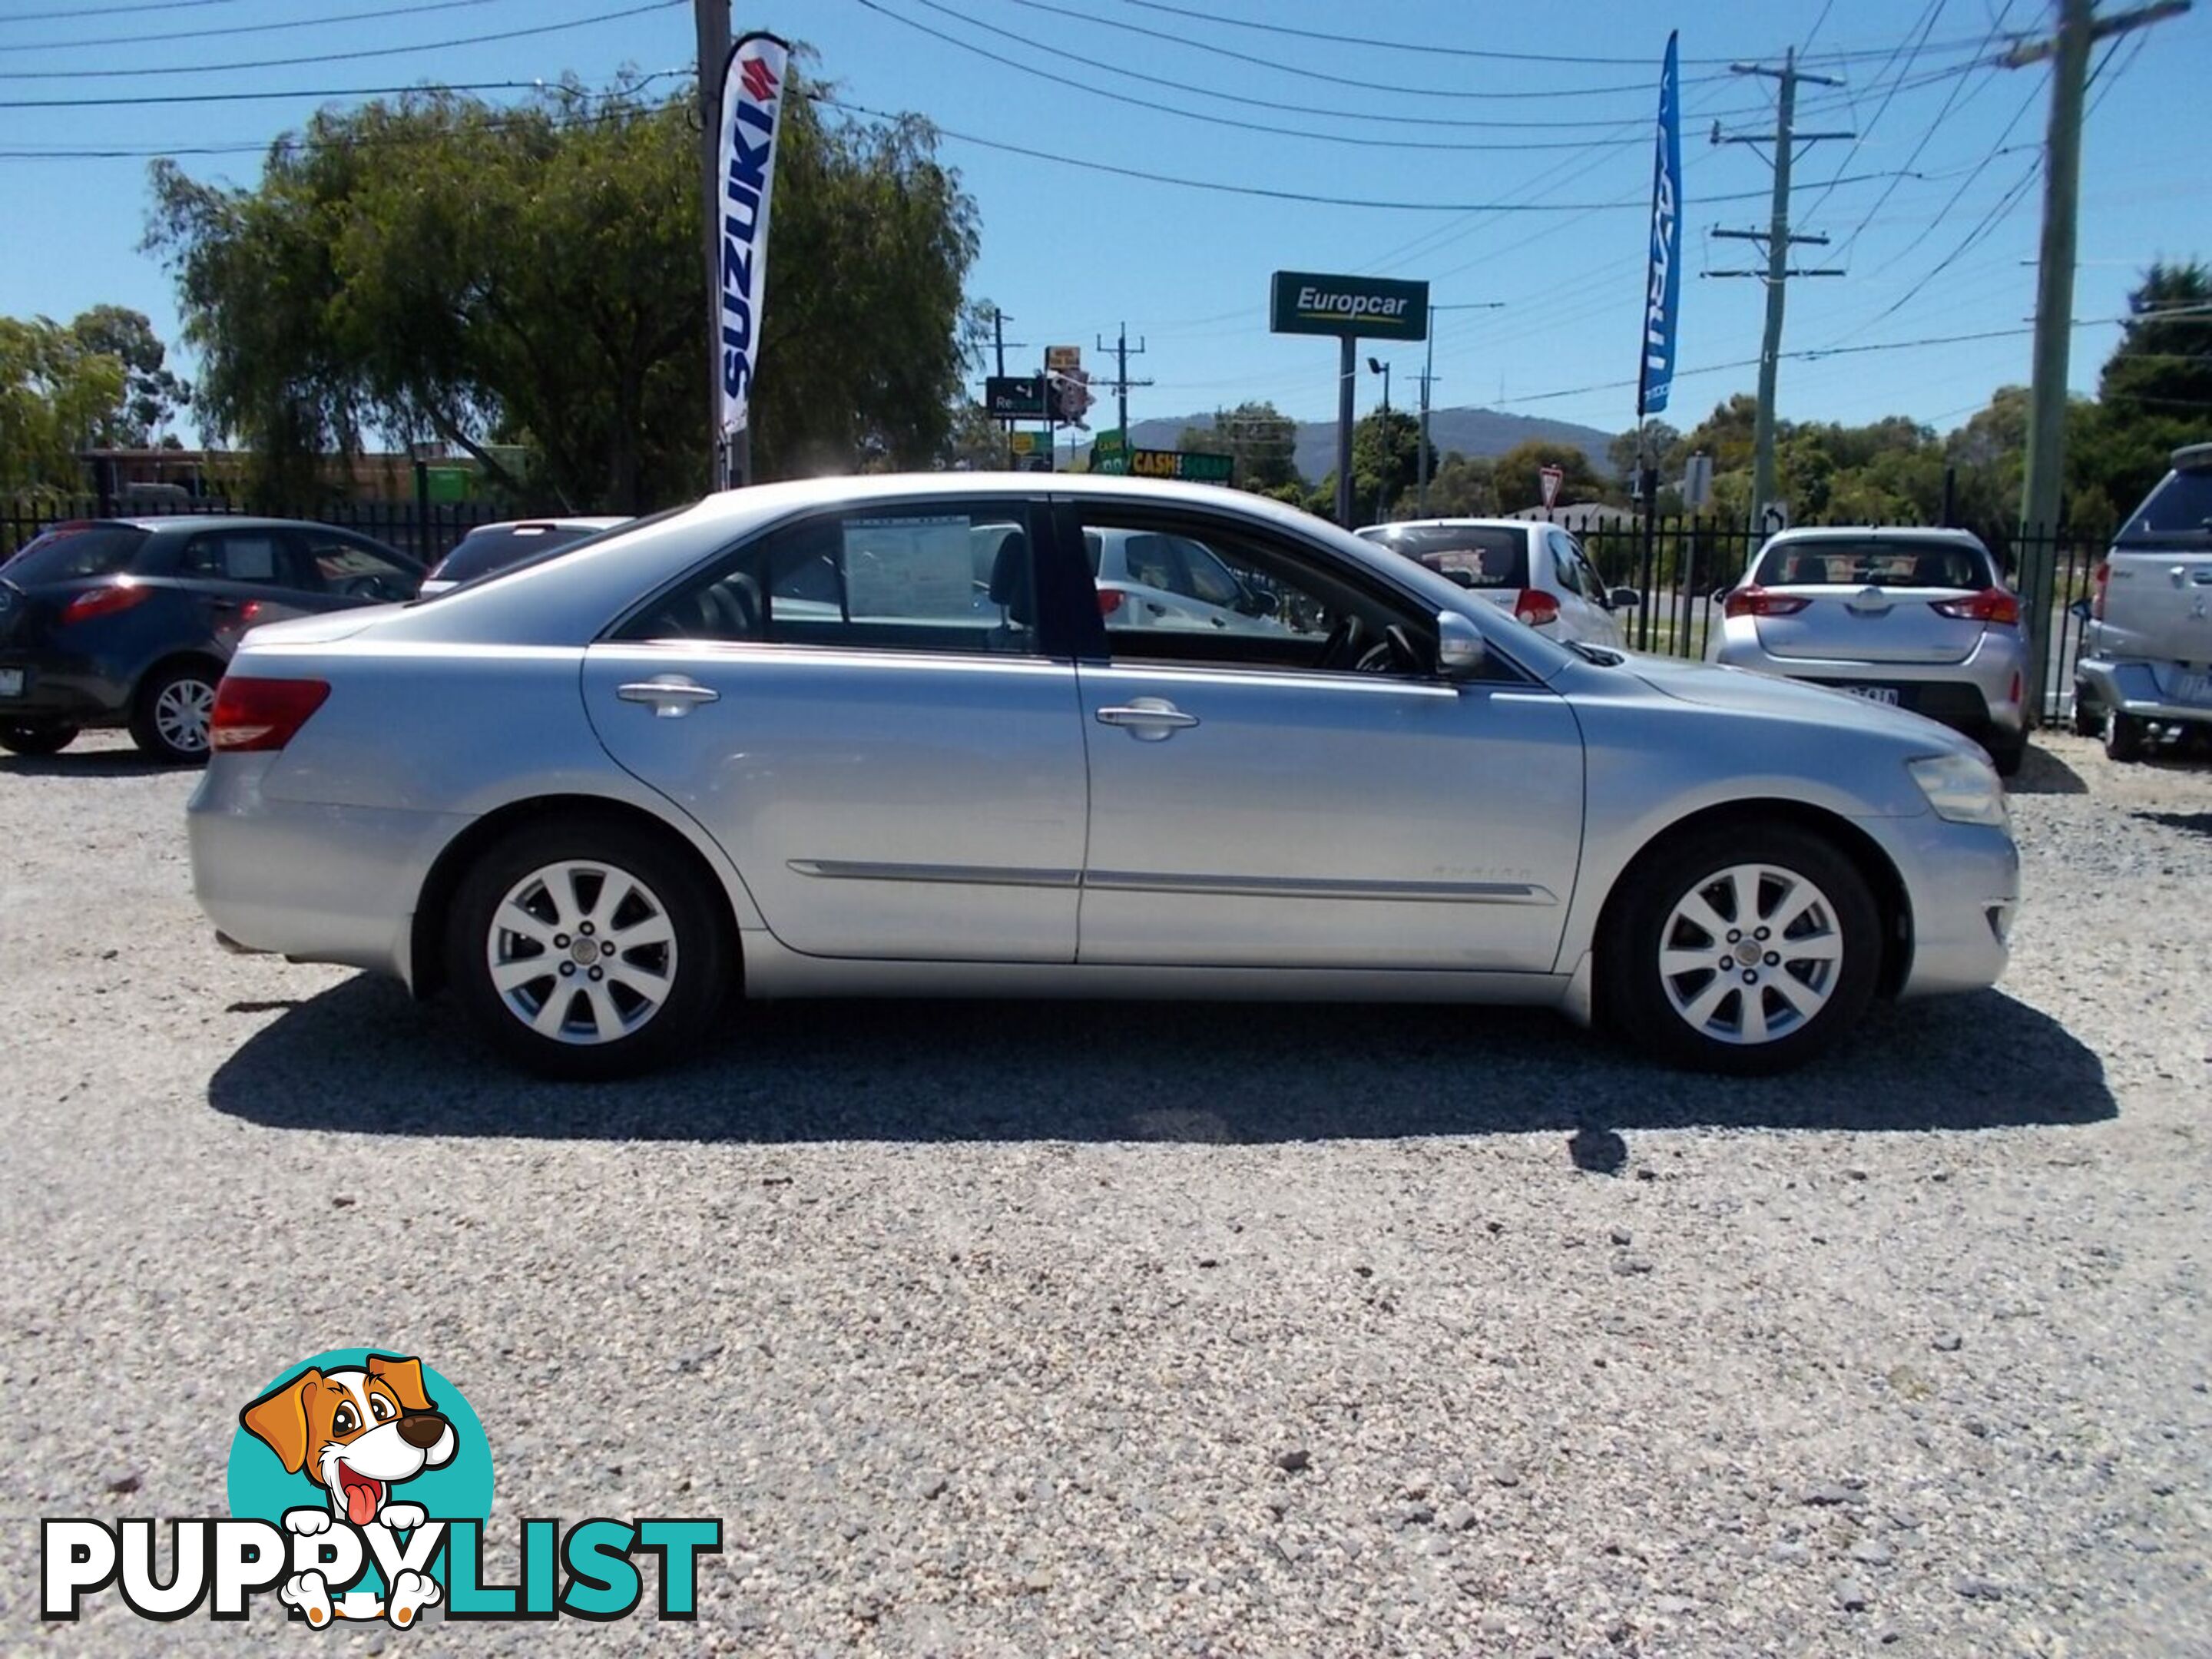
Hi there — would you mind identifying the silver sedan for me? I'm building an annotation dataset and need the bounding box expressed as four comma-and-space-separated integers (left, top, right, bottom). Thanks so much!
189, 475, 2018, 1079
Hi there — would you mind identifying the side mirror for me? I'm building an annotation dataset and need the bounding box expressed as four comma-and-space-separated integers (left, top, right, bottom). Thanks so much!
2067, 597, 2092, 621
1435, 610, 1486, 680
1711, 586, 1733, 606
1609, 587, 1642, 609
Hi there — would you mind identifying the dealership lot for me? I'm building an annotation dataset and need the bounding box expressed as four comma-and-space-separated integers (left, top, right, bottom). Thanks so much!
2, 733, 2207, 1655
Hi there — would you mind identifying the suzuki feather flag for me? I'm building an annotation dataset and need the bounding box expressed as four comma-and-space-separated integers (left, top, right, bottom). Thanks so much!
717, 31, 790, 482
1638, 30, 1683, 418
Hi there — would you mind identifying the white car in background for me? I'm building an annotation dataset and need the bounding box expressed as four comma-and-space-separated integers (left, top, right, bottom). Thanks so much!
1357, 518, 1637, 646
1086, 525, 1290, 633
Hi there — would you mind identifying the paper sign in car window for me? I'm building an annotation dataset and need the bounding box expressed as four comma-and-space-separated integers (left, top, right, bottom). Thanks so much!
843, 516, 977, 619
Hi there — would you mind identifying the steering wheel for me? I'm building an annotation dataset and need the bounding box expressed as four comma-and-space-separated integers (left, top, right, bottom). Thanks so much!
337, 575, 386, 599
1317, 614, 1373, 671
1355, 624, 1424, 675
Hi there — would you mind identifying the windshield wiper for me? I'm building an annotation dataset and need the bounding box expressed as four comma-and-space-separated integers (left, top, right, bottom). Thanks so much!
1564, 640, 1624, 665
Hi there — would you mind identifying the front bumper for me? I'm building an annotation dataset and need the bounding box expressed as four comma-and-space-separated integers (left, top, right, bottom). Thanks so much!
2075, 654, 2212, 726
187, 753, 471, 987
1879, 811, 2020, 1001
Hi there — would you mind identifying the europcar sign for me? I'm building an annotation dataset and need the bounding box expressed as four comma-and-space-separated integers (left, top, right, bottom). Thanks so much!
1270, 271, 1429, 342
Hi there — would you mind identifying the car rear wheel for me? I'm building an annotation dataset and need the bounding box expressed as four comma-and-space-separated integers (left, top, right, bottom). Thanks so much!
2103, 708, 2145, 763
0, 720, 78, 757
448, 818, 728, 1079
128, 664, 218, 764
1600, 823, 1881, 1075
2071, 687, 2101, 737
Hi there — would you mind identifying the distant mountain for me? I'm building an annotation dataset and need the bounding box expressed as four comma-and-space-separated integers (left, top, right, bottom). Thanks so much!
1116, 406, 1615, 485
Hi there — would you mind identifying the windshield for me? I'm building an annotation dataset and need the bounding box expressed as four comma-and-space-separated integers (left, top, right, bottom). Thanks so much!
1753, 539, 1992, 588
1359, 525, 1528, 590
2117, 469, 2212, 542
2, 523, 151, 584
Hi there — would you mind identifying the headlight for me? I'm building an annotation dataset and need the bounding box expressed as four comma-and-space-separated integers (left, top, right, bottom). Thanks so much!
1907, 753, 2008, 827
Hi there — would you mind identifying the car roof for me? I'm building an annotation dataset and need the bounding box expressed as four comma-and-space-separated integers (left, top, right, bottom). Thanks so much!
461, 516, 629, 535
105, 515, 353, 535
1760, 525, 1989, 548
1357, 518, 1533, 533
2174, 442, 2212, 473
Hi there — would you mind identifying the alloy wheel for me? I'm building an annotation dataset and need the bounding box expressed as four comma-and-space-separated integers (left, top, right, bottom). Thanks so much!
484, 859, 679, 1045
1656, 863, 1843, 1047
154, 677, 215, 755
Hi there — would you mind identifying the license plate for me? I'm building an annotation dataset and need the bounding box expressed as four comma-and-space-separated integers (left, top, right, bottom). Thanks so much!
2174, 672, 2212, 707
1837, 684, 1899, 706
0, 668, 23, 698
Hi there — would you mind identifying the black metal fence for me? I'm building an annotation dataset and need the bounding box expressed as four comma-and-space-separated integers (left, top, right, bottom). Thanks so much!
0, 497, 511, 569
1554, 512, 2110, 719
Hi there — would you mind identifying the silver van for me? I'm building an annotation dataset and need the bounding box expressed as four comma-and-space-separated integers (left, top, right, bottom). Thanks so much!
2074, 443, 2212, 760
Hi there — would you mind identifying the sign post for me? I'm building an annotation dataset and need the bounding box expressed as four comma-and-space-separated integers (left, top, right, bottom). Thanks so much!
1269, 270, 1429, 527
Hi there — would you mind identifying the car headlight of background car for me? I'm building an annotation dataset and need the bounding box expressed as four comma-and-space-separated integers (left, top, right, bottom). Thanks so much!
1907, 753, 2008, 827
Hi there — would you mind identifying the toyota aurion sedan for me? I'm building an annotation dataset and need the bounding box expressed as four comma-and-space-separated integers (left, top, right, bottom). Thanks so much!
1711, 527, 2028, 775
189, 475, 2018, 1080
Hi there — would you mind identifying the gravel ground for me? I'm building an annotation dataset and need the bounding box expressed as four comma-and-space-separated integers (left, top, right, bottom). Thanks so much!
2, 730, 2207, 1657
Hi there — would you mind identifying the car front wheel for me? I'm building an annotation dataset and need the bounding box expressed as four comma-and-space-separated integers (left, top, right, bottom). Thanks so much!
447, 817, 728, 1079
1601, 823, 1881, 1075
0, 720, 78, 757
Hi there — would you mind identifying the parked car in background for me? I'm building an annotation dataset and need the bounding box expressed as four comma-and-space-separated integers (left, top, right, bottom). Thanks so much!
1710, 527, 2028, 776
417, 516, 630, 598
2072, 443, 2212, 760
1085, 525, 1289, 633
1356, 518, 1637, 646
191, 475, 2016, 1084
0, 517, 420, 762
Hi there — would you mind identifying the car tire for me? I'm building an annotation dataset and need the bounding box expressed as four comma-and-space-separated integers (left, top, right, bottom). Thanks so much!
447, 816, 730, 1080
0, 720, 78, 757
2070, 688, 2101, 737
1987, 737, 2025, 779
2103, 709, 2145, 763
128, 664, 219, 764
1599, 822, 1882, 1077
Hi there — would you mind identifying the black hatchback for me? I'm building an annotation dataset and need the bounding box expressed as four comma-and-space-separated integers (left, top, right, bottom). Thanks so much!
0, 517, 421, 762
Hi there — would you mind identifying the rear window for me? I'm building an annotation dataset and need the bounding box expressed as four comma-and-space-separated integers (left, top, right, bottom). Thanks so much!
429, 524, 606, 587
1362, 525, 1528, 590
3, 523, 151, 584
2117, 469, 2212, 543
1755, 540, 1992, 589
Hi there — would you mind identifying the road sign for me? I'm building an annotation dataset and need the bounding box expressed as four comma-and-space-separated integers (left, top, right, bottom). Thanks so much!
1760, 500, 1791, 535
985, 374, 1048, 419
1045, 345, 1082, 373
1539, 465, 1564, 509
1127, 448, 1233, 484
1008, 432, 1038, 456
1090, 428, 1127, 463
1682, 452, 1714, 511
1268, 270, 1430, 341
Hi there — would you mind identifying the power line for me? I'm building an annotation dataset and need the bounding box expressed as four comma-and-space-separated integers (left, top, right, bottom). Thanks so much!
855, 0, 1747, 137
0, 0, 512, 54
0, 0, 684, 81
0, 75, 680, 111
0, 0, 244, 19
1797, 0, 1958, 221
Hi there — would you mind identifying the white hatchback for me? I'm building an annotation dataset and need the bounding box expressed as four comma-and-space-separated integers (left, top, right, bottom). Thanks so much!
1356, 518, 1636, 646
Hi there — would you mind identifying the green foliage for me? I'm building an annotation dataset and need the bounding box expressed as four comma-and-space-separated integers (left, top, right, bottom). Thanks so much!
1350, 408, 1433, 521
145, 68, 979, 511
1178, 400, 1301, 492
68, 306, 189, 445
1422, 450, 1498, 518
1607, 419, 1684, 488
1494, 439, 1600, 513
0, 316, 128, 504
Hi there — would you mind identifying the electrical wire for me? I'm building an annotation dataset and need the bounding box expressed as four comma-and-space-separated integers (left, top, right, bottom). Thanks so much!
0, 75, 681, 111
1797, 0, 1956, 222
0, 0, 684, 81
0, 0, 244, 19
0, 0, 514, 55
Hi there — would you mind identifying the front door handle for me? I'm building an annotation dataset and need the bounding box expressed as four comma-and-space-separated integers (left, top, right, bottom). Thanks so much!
1095, 699, 1199, 740
617, 676, 720, 717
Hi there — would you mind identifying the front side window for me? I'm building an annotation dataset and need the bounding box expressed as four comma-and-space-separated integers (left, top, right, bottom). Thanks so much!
619, 504, 1041, 655
301, 533, 420, 601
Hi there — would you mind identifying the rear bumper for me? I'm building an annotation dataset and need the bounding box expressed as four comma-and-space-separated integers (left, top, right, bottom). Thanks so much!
187, 753, 469, 988
1713, 631, 2026, 746
0, 648, 132, 724
2075, 654, 2212, 726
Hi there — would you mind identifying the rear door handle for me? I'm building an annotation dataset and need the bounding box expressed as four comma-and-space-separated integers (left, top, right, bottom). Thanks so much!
1096, 699, 1199, 740
618, 677, 719, 717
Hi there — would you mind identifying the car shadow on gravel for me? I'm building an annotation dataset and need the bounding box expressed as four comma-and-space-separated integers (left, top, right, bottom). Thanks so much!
2005, 743, 2087, 795
207, 977, 2115, 1145
0, 750, 177, 780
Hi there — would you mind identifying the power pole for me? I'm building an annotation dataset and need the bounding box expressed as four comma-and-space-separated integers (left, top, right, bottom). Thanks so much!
695, 0, 731, 488
2002, 0, 2189, 714
986, 307, 1030, 468
1096, 323, 1153, 441
1415, 301, 1504, 515
1710, 48, 1850, 529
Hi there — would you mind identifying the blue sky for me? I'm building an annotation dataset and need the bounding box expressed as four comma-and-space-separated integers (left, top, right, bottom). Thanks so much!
2, 0, 2205, 449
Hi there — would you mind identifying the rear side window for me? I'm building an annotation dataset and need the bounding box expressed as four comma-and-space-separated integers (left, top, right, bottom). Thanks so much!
1756, 540, 1992, 589
1363, 525, 1528, 589
178, 530, 290, 586
3, 523, 149, 583
2118, 469, 2212, 542
432, 525, 596, 586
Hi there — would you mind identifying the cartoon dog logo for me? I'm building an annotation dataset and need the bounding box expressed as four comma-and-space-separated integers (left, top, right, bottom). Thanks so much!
239, 1353, 455, 1628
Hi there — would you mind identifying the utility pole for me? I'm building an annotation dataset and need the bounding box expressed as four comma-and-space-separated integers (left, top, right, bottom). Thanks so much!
695, 0, 731, 488
1096, 323, 1154, 441
2002, 0, 2189, 714
1415, 301, 1504, 515
986, 306, 1030, 469
1710, 48, 1849, 530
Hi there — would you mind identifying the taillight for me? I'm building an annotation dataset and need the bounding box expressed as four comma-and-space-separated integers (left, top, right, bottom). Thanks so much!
1097, 587, 1124, 617
2090, 560, 2109, 621
1722, 585, 1811, 619
60, 581, 152, 625
1514, 588, 1560, 628
1929, 588, 2021, 626
209, 677, 329, 753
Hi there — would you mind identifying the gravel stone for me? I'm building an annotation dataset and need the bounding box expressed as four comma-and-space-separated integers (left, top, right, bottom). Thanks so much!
1932, 1331, 1965, 1352
2, 730, 2207, 1656
1834, 1577, 1873, 1611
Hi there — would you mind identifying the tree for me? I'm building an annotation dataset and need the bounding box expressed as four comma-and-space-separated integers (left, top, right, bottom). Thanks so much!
68, 306, 188, 445
1351, 408, 1432, 521
1494, 439, 1599, 513
1607, 419, 1684, 490
1423, 450, 1497, 518
146, 66, 979, 510
2073, 260, 2212, 524
0, 316, 127, 503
